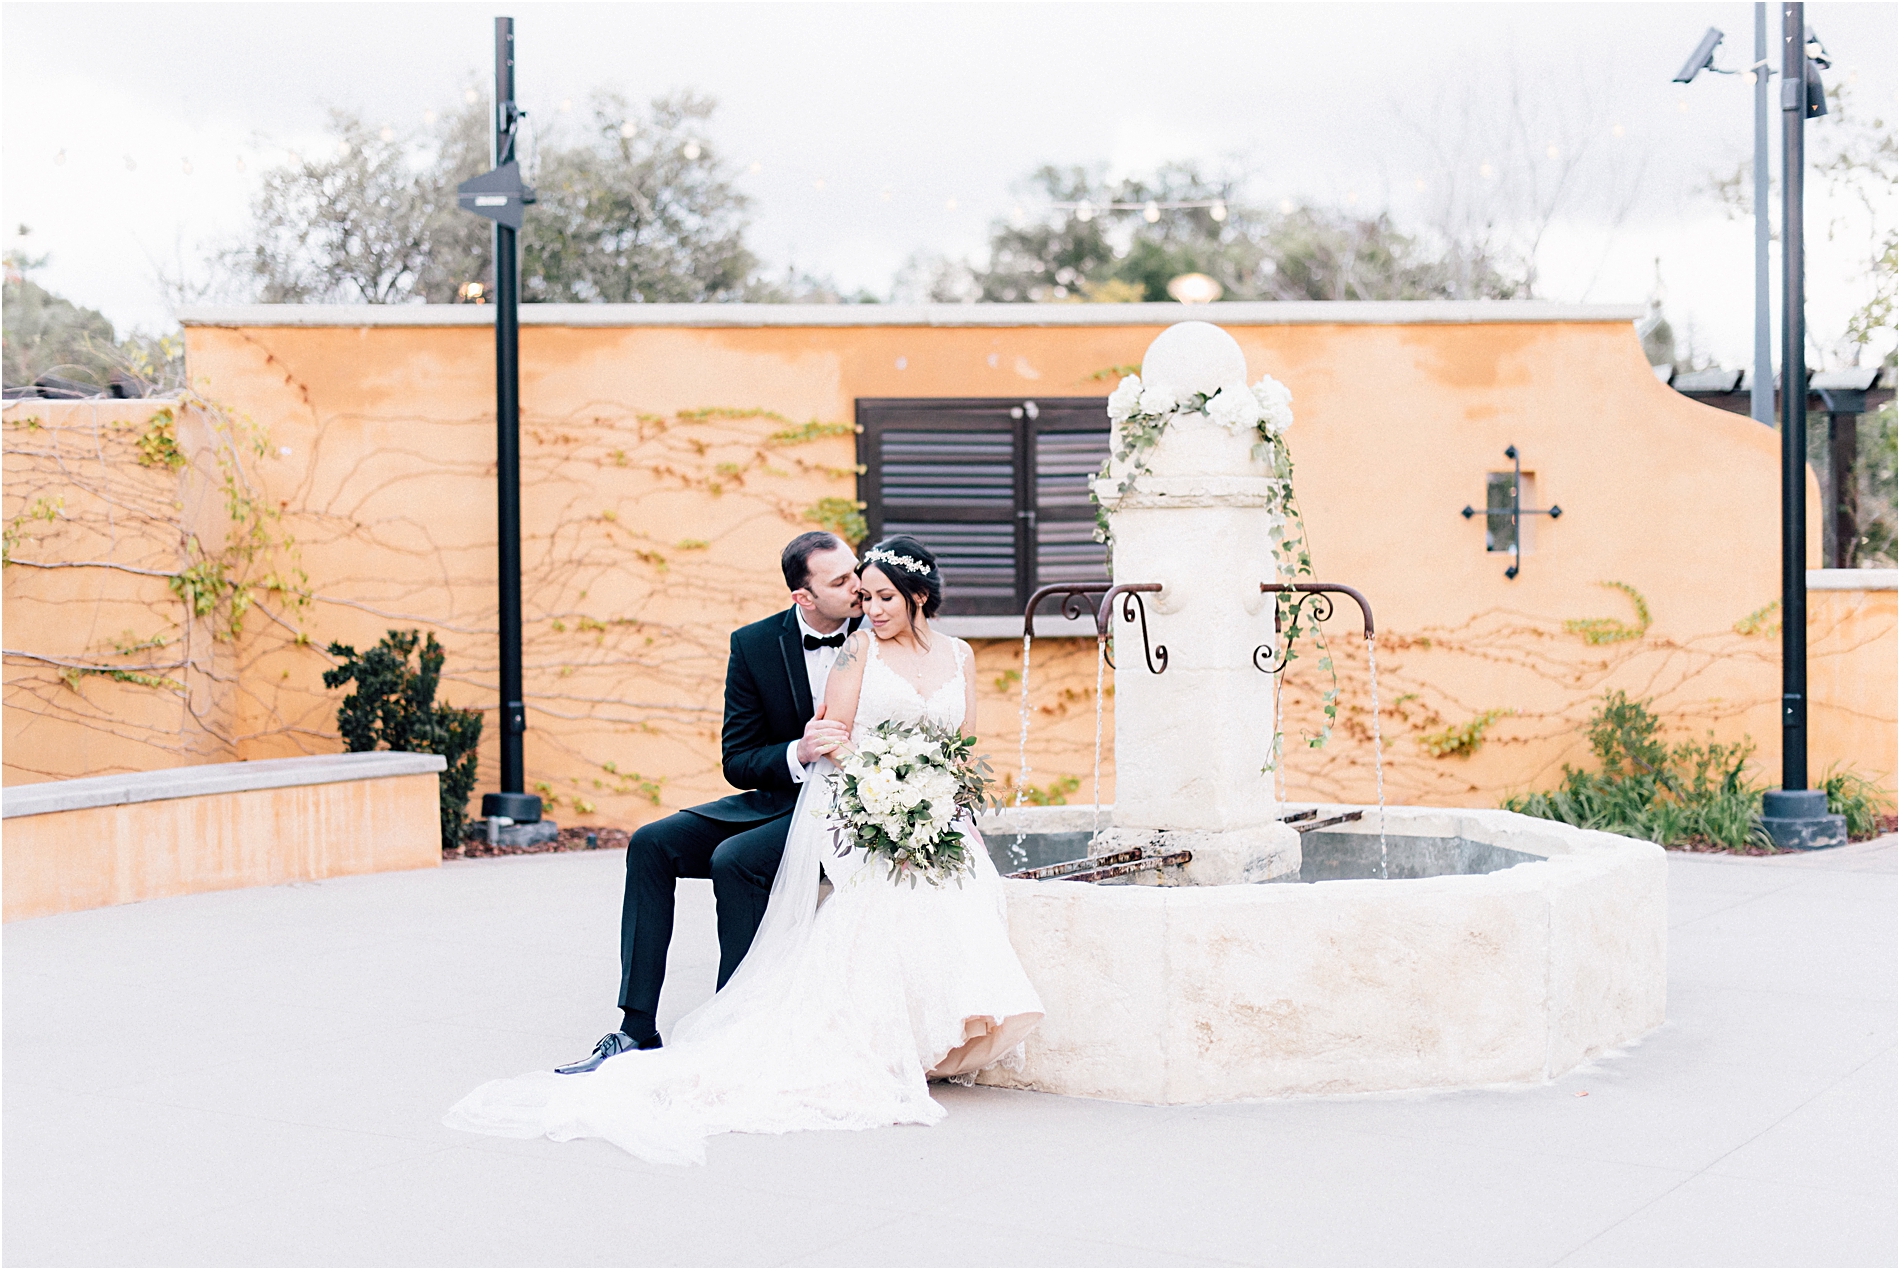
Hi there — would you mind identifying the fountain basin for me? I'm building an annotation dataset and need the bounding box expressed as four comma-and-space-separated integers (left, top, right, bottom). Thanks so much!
973, 804, 1667, 1104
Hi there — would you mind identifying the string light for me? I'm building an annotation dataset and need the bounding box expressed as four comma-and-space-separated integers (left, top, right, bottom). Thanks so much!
619, 121, 637, 138
1210, 201, 1227, 221
747, 160, 763, 173
559, 98, 573, 112
1074, 200, 1094, 222
423, 109, 438, 126
464, 89, 479, 104
945, 197, 957, 210
181, 158, 193, 175
1479, 161, 1495, 178
682, 141, 701, 159
1412, 177, 1426, 191
1279, 198, 1294, 213
335, 141, 352, 158
53, 149, 65, 166
1611, 123, 1626, 137
1546, 143, 1560, 159
378, 125, 395, 142
1142, 200, 1160, 222
813, 178, 826, 191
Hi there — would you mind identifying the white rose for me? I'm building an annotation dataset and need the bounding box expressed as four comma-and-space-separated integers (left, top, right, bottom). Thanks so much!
1252, 375, 1294, 436
1106, 374, 1144, 422
1137, 383, 1178, 417
1206, 384, 1262, 432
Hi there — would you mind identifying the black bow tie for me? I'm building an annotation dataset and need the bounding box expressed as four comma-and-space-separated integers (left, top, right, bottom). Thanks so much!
803, 631, 846, 651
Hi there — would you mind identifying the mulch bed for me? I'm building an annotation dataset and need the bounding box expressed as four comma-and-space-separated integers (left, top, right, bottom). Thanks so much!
445, 824, 630, 860
1665, 813, 1897, 856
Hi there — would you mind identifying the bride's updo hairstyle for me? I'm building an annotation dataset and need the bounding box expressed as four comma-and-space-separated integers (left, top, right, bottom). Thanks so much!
857, 535, 942, 639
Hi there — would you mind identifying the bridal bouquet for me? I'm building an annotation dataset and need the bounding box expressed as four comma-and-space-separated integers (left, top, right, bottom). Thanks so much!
818, 721, 995, 887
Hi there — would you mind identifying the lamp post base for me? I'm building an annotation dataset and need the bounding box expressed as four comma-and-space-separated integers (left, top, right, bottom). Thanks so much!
1761, 788, 1848, 851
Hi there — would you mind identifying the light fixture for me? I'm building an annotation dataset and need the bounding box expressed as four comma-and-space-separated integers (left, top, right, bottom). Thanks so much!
1075, 200, 1095, 222
1210, 201, 1227, 222
619, 121, 637, 139
1166, 273, 1222, 304
378, 125, 395, 142
682, 141, 701, 160
1143, 200, 1160, 223
459, 281, 487, 304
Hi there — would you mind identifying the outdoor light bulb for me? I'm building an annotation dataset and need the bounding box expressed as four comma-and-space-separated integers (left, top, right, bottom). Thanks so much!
1612, 123, 1626, 137
235, 157, 245, 172
1677, 99, 1690, 113
1546, 144, 1560, 159
336, 142, 352, 158
53, 149, 65, 166
1279, 198, 1294, 214
1479, 162, 1495, 178
181, 158, 193, 175
1210, 202, 1227, 221
619, 122, 637, 139
1346, 190, 1359, 204
1806, 41, 1824, 58
465, 89, 479, 104
1075, 202, 1094, 222
1165, 272, 1222, 304
813, 179, 827, 191
748, 161, 763, 173
423, 110, 438, 126
946, 198, 958, 210
880, 187, 892, 201
559, 99, 573, 113
379, 126, 395, 143
1143, 201, 1161, 223
682, 141, 701, 160
1413, 178, 1426, 191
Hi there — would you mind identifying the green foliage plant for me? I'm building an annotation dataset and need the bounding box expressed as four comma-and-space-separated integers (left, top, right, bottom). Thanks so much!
804, 496, 868, 545
322, 630, 483, 852
1563, 581, 1652, 645
1503, 690, 1772, 849
1821, 764, 1895, 840
1418, 707, 1512, 758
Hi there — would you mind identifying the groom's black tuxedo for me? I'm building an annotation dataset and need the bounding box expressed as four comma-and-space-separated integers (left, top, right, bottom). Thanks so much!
617, 606, 855, 1027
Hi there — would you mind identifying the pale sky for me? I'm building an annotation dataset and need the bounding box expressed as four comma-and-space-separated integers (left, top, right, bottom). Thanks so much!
3, 1, 1895, 368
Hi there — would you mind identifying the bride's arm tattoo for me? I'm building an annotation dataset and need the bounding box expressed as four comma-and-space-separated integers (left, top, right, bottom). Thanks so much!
832, 633, 861, 671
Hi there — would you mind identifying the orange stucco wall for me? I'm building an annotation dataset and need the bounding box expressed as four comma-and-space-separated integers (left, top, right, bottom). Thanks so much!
4, 308, 1891, 834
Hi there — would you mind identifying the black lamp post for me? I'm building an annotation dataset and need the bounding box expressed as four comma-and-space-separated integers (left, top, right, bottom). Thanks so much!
1760, 3, 1846, 850
457, 16, 544, 836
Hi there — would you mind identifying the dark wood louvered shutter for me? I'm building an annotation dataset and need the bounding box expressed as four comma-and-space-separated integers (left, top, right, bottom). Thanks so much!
857, 398, 1110, 616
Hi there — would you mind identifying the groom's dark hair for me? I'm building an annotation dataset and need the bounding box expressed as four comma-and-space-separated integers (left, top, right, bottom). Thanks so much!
781, 531, 846, 591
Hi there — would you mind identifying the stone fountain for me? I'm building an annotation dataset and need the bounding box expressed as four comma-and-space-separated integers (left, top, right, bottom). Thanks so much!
977, 321, 1667, 1105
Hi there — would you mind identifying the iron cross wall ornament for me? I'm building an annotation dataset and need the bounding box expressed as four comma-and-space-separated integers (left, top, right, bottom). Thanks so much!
1462, 445, 1563, 579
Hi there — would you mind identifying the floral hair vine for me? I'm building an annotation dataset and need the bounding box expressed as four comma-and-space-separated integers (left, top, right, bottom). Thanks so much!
864, 547, 932, 576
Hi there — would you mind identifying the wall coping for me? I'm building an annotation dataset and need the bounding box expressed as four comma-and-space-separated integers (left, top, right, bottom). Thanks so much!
1, 752, 448, 819
1809, 569, 1898, 591
176, 300, 1645, 330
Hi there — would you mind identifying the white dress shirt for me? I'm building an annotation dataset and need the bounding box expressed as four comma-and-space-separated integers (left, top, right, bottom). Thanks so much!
787, 609, 849, 784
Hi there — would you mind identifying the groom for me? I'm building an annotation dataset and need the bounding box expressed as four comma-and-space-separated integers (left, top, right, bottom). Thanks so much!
557, 530, 864, 1073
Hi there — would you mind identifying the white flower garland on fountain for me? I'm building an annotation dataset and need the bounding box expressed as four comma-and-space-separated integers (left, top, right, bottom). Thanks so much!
1091, 368, 1340, 759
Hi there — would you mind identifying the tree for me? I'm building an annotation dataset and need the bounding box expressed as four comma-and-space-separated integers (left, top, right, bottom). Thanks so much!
920, 161, 1523, 306
3, 241, 182, 392
215, 90, 768, 305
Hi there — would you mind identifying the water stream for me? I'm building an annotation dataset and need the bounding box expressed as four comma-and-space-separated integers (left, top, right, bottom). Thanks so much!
1365, 635, 1388, 879
1010, 631, 1033, 869
1090, 634, 1106, 851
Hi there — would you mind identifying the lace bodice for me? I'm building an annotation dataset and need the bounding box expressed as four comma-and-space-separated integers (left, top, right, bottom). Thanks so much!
852, 633, 967, 739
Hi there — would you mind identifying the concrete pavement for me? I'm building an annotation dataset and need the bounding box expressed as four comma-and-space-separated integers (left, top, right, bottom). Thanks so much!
5, 835, 1894, 1266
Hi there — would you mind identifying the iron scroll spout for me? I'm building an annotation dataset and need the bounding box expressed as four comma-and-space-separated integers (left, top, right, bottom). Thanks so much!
1020, 582, 1168, 674
1256, 582, 1376, 674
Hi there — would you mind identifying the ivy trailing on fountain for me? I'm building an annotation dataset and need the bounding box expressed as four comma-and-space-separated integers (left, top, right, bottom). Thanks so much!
322, 629, 483, 852
1093, 367, 1341, 758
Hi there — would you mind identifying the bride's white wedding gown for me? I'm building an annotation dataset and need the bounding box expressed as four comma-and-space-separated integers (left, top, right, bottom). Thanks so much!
445, 635, 1043, 1165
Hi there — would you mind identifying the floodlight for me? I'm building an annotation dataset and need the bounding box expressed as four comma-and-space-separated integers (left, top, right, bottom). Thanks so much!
1673, 27, 1724, 83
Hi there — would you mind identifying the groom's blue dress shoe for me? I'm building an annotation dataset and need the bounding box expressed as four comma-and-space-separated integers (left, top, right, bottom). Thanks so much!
555, 1031, 658, 1075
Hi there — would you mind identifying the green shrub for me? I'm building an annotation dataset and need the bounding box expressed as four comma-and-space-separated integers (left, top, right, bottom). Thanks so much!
1503, 690, 1771, 849
1822, 765, 1895, 840
322, 629, 483, 852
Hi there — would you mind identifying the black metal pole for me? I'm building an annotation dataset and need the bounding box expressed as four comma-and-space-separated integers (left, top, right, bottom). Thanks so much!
1777, 1, 1807, 796
1751, 2, 1773, 429
494, 15, 525, 794
1760, 4, 1843, 848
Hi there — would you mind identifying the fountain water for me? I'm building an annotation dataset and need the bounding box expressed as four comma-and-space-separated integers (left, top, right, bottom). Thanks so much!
974, 320, 1666, 1103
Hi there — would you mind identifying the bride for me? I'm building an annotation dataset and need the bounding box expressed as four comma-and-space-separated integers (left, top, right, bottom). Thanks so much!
445, 535, 1043, 1165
